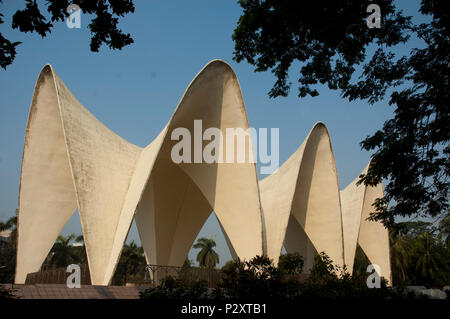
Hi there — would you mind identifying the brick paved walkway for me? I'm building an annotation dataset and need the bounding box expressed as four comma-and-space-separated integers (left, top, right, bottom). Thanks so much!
1, 284, 149, 299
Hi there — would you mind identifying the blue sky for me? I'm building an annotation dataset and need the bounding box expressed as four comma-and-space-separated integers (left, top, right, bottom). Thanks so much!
0, 1, 425, 266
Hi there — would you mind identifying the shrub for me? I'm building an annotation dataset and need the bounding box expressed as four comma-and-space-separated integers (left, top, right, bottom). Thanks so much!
140, 275, 209, 299
278, 253, 304, 275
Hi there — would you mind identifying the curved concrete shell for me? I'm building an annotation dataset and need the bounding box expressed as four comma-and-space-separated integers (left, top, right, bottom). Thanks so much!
15, 60, 391, 285
259, 123, 344, 270
16, 61, 263, 285
341, 162, 392, 282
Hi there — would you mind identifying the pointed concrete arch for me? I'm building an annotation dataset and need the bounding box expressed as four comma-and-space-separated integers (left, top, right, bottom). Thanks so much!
341, 162, 392, 283
16, 65, 142, 285
104, 60, 264, 284
16, 66, 79, 284
260, 123, 345, 269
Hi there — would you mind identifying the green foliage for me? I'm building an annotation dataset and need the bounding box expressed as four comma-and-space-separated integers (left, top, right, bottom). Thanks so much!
40, 233, 86, 270
298, 252, 395, 299
278, 252, 304, 275
216, 254, 400, 299
414, 232, 441, 284
0, 209, 17, 247
0, 209, 18, 283
0, 244, 15, 283
233, 0, 449, 228
309, 252, 339, 281
0, 0, 135, 69
438, 211, 450, 249
193, 237, 220, 268
44, 234, 80, 268
142, 254, 410, 299
389, 221, 450, 287
141, 252, 440, 299
390, 231, 410, 284
357, 1, 449, 227
72, 235, 87, 265
111, 241, 146, 285
233, 0, 409, 98
217, 255, 285, 299
221, 260, 236, 272
140, 275, 209, 299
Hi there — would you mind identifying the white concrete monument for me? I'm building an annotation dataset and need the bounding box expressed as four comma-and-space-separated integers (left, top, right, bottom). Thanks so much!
15, 60, 391, 285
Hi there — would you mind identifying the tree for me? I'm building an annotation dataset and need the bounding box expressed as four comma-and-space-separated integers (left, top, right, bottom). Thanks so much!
278, 252, 304, 275
388, 221, 450, 287
218, 255, 284, 299
140, 275, 209, 299
0, 210, 18, 283
73, 234, 87, 264
413, 232, 443, 286
46, 234, 79, 268
221, 260, 237, 272
401, 220, 433, 238
438, 210, 450, 249
112, 241, 146, 285
216, 254, 396, 299
193, 237, 220, 268
232, 0, 449, 229
0, 0, 135, 69
0, 209, 17, 247
389, 230, 410, 285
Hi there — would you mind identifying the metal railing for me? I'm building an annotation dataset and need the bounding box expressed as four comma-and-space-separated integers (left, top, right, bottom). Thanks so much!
145, 264, 222, 288
25, 264, 91, 285
24, 264, 221, 288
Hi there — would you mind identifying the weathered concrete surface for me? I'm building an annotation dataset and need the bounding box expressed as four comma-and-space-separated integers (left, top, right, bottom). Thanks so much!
341, 162, 391, 282
260, 123, 344, 270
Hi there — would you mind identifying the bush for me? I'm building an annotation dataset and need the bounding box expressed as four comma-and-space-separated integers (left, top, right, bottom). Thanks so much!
278, 253, 304, 275
0, 244, 16, 283
141, 253, 426, 300
217, 255, 285, 299
140, 275, 209, 299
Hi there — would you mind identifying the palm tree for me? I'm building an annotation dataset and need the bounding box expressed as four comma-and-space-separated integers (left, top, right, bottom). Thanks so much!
414, 232, 442, 284
389, 230, 410, 285
193, 236, 219, 268
73, 234, 87, 264
0, 209, 18, 247
47, 234, 79, 268
0, 212, 17, 283
113, 241, 145, 285
438, 211, 450, 250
